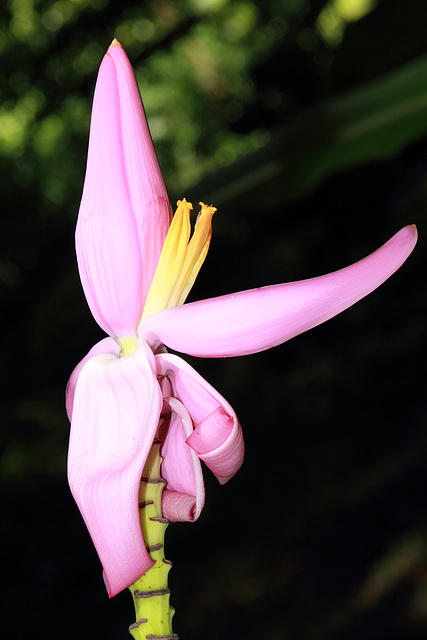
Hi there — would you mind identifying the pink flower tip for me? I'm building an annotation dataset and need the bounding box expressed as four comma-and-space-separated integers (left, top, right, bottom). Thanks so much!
75, 39, 172, 339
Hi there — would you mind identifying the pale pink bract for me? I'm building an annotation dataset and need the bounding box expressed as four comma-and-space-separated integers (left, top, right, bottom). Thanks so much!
75, 42, 172, 340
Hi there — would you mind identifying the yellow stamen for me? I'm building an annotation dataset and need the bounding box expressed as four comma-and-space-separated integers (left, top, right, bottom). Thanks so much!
141, 199, 192, 320
168, 202, 216, 308
140, 200, 215, 321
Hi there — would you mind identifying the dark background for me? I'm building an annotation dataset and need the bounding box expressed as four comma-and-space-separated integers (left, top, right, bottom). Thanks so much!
1, 1, 426, 638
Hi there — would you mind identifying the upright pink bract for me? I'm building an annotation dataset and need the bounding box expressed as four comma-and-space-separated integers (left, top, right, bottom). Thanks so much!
76, 40, 172, 340
67, 40, 418, 598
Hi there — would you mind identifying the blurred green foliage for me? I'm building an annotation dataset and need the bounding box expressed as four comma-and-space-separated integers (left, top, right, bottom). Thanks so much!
0, 0, 391, 214
1, 1, 426, 639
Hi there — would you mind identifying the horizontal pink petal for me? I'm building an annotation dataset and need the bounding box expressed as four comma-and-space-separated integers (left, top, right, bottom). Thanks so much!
66, 337, 121, 422
156, 354, 244, 484
68, 345, 162, 597
140, 225, 417, 357
160, 397, 205, 522
107, 41, 172, 303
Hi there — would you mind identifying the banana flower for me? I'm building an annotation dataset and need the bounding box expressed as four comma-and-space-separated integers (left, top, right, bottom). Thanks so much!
66, 40, 417, 598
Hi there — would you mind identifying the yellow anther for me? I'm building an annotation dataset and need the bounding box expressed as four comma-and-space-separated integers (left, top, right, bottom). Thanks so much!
168, 202, 216, 308
140, 200, 216, 321
141, 199, 192, 321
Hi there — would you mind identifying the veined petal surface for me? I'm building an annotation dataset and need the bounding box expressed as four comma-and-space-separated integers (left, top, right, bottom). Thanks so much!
140, 225, 417, 357
76, 42, 173, 338
66, 337, 121, 422
156, 353, 244, 484
76, 52, 143, 338
108, 41, 173, 302
67, 345, 162, 597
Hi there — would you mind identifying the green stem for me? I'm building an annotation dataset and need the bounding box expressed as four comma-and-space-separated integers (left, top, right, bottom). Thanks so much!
128, 439, 177, 640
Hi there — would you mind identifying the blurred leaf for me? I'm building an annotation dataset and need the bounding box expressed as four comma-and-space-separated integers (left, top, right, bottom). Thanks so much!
193, 53, 427, 209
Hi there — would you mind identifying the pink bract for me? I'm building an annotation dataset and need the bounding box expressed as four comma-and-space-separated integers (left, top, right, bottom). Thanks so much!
76, 41, 172, 340
67, 41, 418, 598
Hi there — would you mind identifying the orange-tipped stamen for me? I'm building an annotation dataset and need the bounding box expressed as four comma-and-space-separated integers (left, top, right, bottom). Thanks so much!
140, 200, 215, 321
141, 199, 192, 320
168, 202, 216, 308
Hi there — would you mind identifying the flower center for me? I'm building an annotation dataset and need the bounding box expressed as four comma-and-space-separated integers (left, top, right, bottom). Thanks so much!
140, 199, 216, 321
119, 335, 137, 356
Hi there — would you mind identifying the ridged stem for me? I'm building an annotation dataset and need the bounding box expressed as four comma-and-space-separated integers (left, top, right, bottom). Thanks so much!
128, 439, 177, 640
